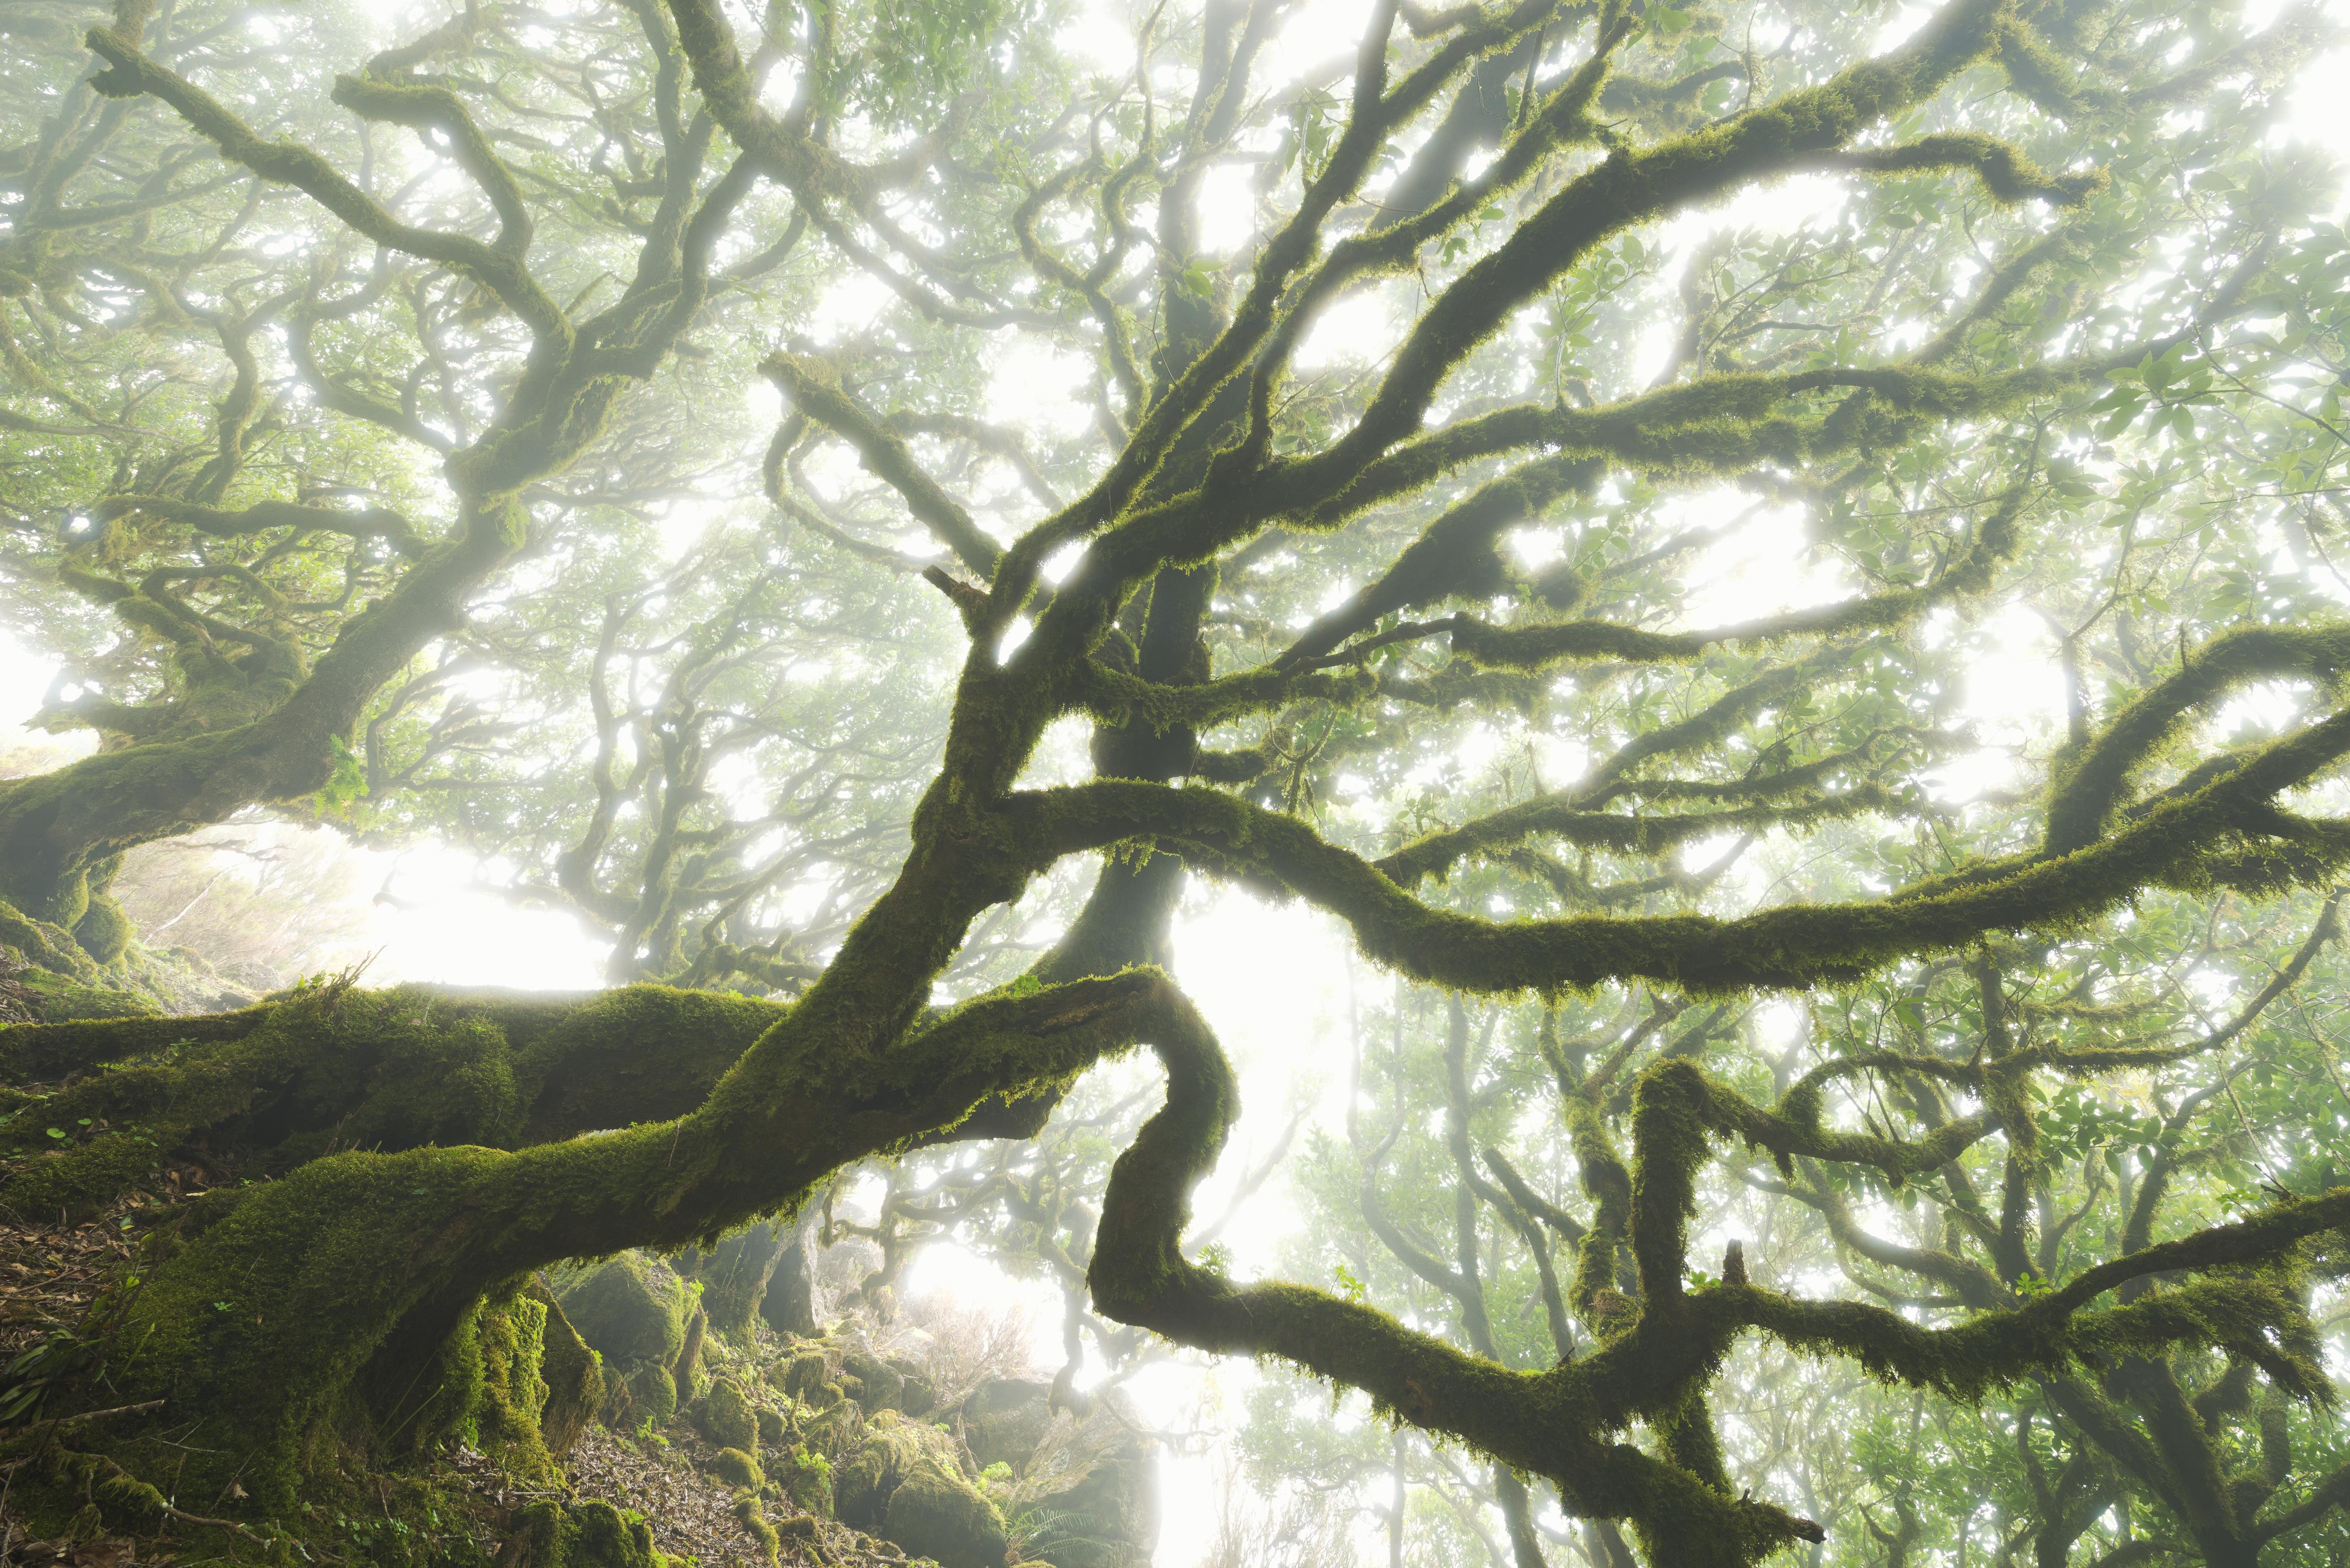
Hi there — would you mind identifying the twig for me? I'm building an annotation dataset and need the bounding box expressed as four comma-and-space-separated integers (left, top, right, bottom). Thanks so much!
34, 1397, 166, 1428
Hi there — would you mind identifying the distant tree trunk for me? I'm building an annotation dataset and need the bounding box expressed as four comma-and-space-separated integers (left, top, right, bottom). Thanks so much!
760, 1206, 825, 1338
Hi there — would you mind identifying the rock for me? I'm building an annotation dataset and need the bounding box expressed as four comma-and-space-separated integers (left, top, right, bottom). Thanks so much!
708, 1446, 763, 1491
779, 1346, 832, 1401
554, 1255, 688, 1367
671, 1303, 708, 1407
836, 1410, 1008, 1568
842, 1347, 904, 1414
802, 1398, 865, 1459
885, 1458, 1011, 1568
553, 1255, 693, 1432
885, 1356, 937, 1416
736, 1492, 782, 1559
955, 1381, 1158, 1568
695, 1374, 759, 1454
680, 1218, 787, 1338
779, 1445, 834, 1514
756, 1406, 788, 1446
1024, 1423, 1158, 1568
960, 1378, 1054, 1471
499, 1499, 663, 1568
563, 1500, 666, 1568
759, 1212, 822, 1337
533, 1281, 603, 1459
607, 1359, 678, 1431
71, 893, 132, 965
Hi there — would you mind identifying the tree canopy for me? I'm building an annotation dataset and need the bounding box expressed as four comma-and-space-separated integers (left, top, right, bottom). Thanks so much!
3, 0, 2350, 1563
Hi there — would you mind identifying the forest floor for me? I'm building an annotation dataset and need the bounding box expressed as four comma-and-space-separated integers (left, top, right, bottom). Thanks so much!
0, 1158, 913, 1567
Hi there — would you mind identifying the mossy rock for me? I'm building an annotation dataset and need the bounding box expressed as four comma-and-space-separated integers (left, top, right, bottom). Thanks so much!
885, 1355, 936, 1416
554, 1254, 689, 1367
678, 1218, 786, 1339
1021, 1425, 1159, 1568
695, 1374, 759, 1453
734, 1492, 782, 1561
778, 1346, 832, 1400
885, 1462, 1012, 1568
708, 1445, 763, 1490
960, 1377, 1054, 1471
779, 1445, 834, 1514
622, 1359, 679, 1430
534, 1279, 604, 1458
672, 1303, 708, 1407
504, 1498, 668, 1567
836, 1410, 1007, 1568
756, 1405, 789, 1446
802, 1397, 865, 1459
841, 1347, 905, 1414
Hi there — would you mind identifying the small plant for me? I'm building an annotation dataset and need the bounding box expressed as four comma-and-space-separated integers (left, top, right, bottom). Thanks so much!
1007, 1504, 1117, 1566
0, 1330, 100, 1425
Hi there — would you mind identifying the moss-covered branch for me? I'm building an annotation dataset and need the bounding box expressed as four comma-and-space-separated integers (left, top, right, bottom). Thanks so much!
0, 984, 790, 1218
81, 27, 568, 343
763, 352, 1006, 581
1084, 976, 2343, 1566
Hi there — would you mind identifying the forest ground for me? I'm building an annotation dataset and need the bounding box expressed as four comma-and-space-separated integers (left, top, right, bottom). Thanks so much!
0, 1157, 913, 1567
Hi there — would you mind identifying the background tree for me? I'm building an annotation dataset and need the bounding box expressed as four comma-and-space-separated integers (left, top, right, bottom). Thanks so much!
3, 0, 2350, 1563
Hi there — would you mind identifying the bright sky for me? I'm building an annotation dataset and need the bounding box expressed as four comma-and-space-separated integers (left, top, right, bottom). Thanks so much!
5, 6, 2350, 1561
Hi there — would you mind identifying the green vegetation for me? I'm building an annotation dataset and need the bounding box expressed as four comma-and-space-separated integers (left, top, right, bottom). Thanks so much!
2, 0, 2348, 1561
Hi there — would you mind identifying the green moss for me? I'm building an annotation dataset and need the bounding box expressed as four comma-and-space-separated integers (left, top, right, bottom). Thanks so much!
696, 1374, 759, 1453
475, 1281, 556, 1481
834, 1410, 1008, 1568
70, 894, 134, 967
16, 966, 159, 1022
672, 1302, 707, 1407
552, 1254, 689, 1367
507, 1498, 669, 1567
781, 1348, 831, 1400
734, 1492, 782, 1564
708, 1445, 762, 1490
536, 1280, 605, 1458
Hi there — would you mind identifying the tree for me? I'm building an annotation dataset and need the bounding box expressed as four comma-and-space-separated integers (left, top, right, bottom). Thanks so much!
0, 0, 801, 968
4, 0, 2350, 1562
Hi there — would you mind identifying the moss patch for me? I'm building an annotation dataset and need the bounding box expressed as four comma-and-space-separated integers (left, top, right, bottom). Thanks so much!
835, 1410, 1008, 1568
